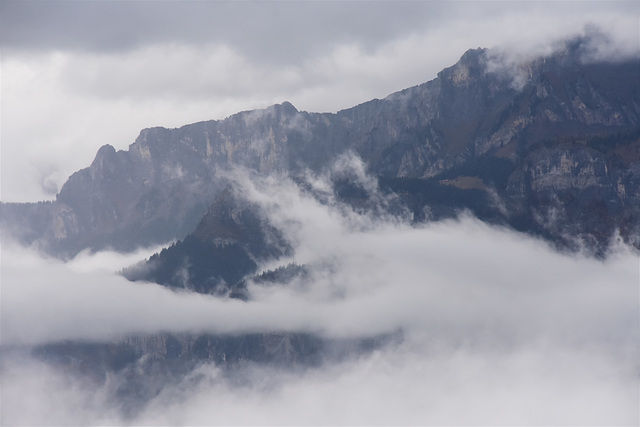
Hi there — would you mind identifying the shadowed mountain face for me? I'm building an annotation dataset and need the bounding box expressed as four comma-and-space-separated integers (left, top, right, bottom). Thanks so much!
122, 188, 291, 295
2, 40, 639, 258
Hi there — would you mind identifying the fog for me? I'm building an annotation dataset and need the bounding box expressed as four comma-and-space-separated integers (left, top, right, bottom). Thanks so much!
1, 166, 638, 425
3, 338, 637, 425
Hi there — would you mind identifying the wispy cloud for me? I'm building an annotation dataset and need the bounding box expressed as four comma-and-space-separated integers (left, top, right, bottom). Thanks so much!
1, 167, 638, 424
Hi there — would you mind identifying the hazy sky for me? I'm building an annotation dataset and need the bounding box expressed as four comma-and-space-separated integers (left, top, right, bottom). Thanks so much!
1, 1, 639, 201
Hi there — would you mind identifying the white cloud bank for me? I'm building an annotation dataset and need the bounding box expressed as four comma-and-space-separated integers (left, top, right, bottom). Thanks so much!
136, 343, 638, 426
1, 168, 638, 425
3, 336, 637, 426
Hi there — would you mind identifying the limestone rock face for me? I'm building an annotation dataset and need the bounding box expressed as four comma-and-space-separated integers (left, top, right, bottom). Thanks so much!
524, 148, 610, 192
1, 38, 639, 257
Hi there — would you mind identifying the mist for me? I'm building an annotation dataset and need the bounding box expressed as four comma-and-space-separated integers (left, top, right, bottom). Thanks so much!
1, 166, 638, 425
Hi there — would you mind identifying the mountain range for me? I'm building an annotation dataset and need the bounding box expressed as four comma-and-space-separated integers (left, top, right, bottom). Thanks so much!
1, 35, 639, 415
2, 36, 639, 263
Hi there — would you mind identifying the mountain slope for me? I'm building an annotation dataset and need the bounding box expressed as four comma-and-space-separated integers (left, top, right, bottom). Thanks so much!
123, 188, 291, 295
1, 37, 639, 258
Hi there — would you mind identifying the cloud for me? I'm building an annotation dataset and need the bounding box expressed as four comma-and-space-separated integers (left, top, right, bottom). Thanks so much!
0, 2, 451, 61
2, 168, 638, 345
65, 243, 168, 274
1, 167, 639, 424
131, 343, 638, 426
2, 322, 638, 425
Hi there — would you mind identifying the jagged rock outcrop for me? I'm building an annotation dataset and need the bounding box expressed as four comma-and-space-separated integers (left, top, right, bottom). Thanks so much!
1, 35, 639, 258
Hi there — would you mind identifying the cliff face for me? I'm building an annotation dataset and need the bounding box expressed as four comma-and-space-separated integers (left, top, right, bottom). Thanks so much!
503, 131, 640, 250
1, 40, 639, 257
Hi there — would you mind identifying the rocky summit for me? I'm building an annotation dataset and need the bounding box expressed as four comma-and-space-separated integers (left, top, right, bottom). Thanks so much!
2, 37, 639, 260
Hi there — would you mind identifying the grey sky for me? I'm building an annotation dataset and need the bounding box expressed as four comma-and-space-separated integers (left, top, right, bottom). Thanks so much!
1, 1, 449, 58
1, 1, 639, 202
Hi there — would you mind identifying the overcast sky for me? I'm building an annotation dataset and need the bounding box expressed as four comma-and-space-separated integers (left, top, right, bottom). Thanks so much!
1, 1, 639, 202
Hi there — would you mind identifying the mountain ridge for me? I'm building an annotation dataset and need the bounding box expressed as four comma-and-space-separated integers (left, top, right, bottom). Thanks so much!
1, 40, 639, 259
3, 39, 639, 420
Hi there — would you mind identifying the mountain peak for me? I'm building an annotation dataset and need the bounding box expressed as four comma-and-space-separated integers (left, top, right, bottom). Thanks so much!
460, 47, 487, 62
94, 144, 116, 160
436, 47, 488, 86
266, 101, 298, 116
87, 144, 118, 175
3, 46, 639, 258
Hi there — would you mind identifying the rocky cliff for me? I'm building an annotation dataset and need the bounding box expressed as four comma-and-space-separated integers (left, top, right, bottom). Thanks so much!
1, 36, 639, 259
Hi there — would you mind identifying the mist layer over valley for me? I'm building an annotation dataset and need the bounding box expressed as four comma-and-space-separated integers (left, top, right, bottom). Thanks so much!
1, 8, 640, 424
2, 163, 639, 425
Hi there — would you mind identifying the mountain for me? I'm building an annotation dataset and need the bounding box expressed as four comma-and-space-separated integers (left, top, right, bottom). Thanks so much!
4, 37, 640, 420
122, 187, 291, 296
2, 37, 639, 259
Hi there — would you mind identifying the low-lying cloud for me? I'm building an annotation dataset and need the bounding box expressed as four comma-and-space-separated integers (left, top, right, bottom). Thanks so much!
3, 209, 636, 347
4, 337, 636, 425
1, 167, 638, 424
